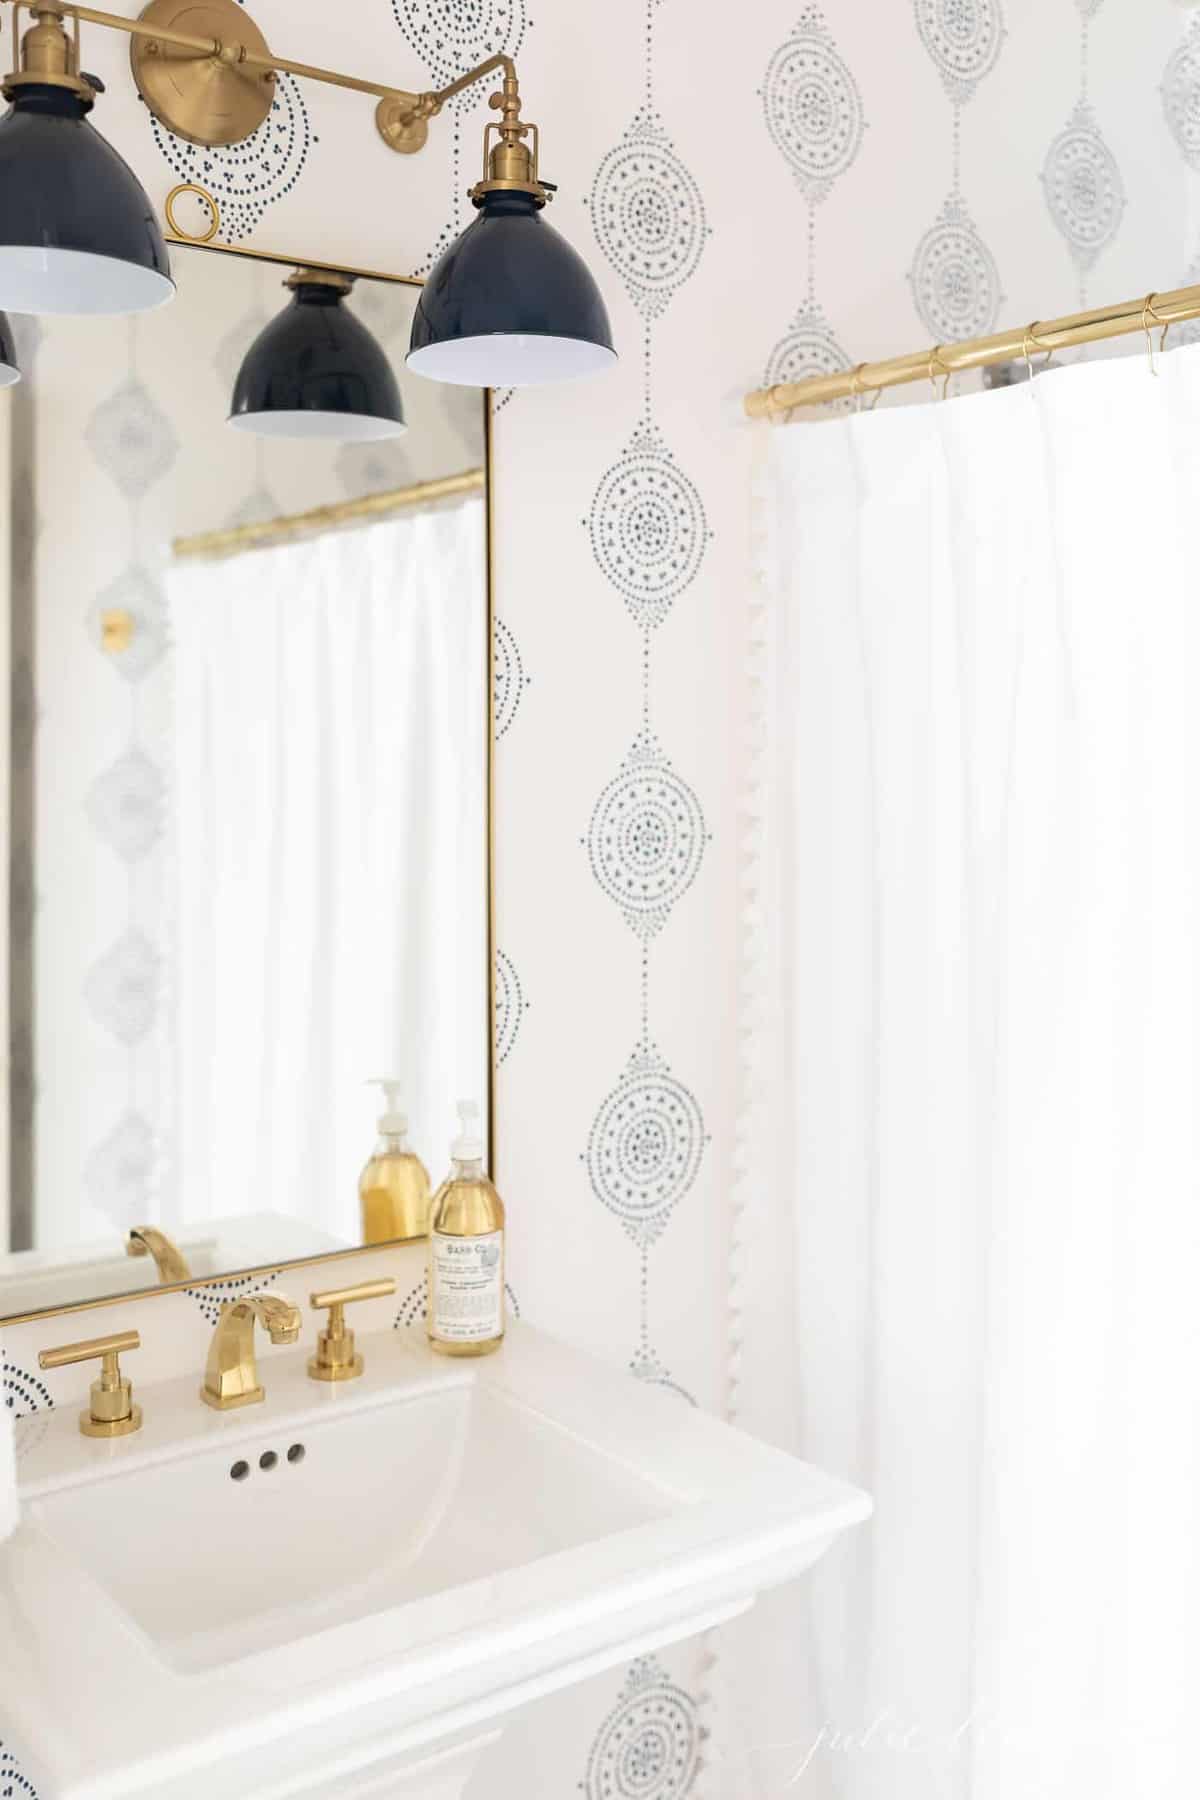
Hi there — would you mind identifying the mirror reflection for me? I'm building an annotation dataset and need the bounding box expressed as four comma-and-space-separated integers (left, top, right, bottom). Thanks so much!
0, 245, 489, 1321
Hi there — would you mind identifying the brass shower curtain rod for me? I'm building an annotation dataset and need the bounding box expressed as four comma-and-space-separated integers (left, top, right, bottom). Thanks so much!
172, 467, 485, 560
743, 280, 1200, 419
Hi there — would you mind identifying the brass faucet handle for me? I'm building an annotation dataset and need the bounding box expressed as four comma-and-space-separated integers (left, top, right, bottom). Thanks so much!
39, 1330, 143, 1438
308, 1277, 396, 1383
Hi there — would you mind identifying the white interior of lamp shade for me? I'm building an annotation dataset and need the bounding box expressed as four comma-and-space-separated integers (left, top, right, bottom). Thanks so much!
0, 247, 174, 316
406, 334, 617, 387
226, 410, 408, 442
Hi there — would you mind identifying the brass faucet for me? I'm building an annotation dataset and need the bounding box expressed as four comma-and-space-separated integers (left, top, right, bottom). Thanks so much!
199, 1292, 301, 1410
126, 1225, 191, 1284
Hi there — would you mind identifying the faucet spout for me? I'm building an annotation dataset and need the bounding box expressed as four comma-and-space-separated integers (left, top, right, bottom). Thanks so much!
126, 1225, 192, 1284
199, 1291, 301, 1410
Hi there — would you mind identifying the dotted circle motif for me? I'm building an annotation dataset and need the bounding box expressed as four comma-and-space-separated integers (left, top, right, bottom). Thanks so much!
1163, 27, 1200, 171
2, 1360, 53, 1417
909, 202, 1002, 340
494, 948, 525, 1064
914, 0, 1004, 100
0, 1748, 38, 1799
583, 1666, 703, 1799
588, 444, 708, 629
187, 1271, 283, 1327
1042, 110, 1125, 268
587, 753, 706, 935
390, 0, 529, 90
493, 618, 528, 738
764, 307, 853, 407
591, 134, 708, 314
761, 23, 865, 198
150, 76, 313, 240
586, 1064, 705, 1234
630, 1344, 697, 1408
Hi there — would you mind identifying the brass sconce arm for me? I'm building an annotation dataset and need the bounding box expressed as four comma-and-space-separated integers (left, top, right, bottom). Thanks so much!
4, 2, 532, 168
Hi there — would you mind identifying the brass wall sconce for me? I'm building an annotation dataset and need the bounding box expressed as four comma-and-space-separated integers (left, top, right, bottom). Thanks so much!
0, 0, 616, 382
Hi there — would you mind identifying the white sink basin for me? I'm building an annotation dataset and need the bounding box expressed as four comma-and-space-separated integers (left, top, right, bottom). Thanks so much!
35, 1383, 670, 1676
2, 1322, 870, 1799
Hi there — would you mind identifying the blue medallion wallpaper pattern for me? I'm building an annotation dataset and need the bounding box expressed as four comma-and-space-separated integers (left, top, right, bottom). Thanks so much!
580, 0, 713, 1413
3, 2, 1193, 1794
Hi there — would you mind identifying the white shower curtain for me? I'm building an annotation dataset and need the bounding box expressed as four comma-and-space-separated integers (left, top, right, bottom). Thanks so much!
735, 349, 1200, 1799
165, 499, 486, 1243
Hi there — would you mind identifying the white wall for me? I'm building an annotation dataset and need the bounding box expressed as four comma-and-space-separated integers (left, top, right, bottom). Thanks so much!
4, 2, 1196, 1791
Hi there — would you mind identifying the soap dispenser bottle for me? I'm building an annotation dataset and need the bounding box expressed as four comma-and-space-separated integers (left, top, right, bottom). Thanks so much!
428, 1102, 505, 1357
359, 1080, 431, 1244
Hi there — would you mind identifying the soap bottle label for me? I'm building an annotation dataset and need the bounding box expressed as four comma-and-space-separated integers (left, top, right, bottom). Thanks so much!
430, 1230, 503, 1342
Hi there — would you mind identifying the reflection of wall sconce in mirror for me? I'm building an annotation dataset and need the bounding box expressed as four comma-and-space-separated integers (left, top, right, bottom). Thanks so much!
0, 0, 616, 387
229, 268, 407, 444
99, 608, 134, 655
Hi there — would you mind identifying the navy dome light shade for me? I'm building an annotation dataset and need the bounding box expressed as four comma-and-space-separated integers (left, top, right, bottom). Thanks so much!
0, 85, 173, 317
407, 189, 616, 388
229, 271, 407, 442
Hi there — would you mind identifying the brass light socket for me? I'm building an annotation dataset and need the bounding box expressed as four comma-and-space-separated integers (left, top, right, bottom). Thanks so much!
285, 266, 353, 295
468, 87, 546, 205
3, 6, 95, 102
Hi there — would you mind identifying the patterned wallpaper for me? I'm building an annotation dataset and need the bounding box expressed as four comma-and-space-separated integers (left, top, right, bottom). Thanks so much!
3, 2, 1196, 1796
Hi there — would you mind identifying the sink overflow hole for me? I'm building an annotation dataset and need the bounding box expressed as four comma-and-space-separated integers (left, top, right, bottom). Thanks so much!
229, 1445, 306, 1481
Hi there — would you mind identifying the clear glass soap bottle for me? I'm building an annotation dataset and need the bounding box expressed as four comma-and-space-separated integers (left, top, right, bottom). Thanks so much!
359, 1080, 431, 1244
428, 1101, 505, 1358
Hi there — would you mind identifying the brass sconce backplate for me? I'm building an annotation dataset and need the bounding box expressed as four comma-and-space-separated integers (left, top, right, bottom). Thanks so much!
130, 0, 276, 147
375, 93, 429, 154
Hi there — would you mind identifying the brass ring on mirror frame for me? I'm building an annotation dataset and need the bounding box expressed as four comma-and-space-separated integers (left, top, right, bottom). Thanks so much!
164, 182, 221, 245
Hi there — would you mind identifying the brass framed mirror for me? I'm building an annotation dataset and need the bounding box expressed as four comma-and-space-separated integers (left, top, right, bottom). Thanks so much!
0, 228, 494, 1328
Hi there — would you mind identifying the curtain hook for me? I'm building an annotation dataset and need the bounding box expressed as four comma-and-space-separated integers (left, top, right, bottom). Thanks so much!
1143, 293, 1169, 376
928, 345, 951, 402
1022, 322, 1054, 383
849, 362, 864, 415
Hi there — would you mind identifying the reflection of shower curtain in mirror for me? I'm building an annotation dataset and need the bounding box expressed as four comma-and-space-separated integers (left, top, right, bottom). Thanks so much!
166, 500, 485, 1243
734, 350, 1200, 1800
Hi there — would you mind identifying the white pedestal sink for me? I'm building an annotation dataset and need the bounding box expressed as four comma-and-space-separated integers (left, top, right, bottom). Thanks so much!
0, 1322, 870, 1798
